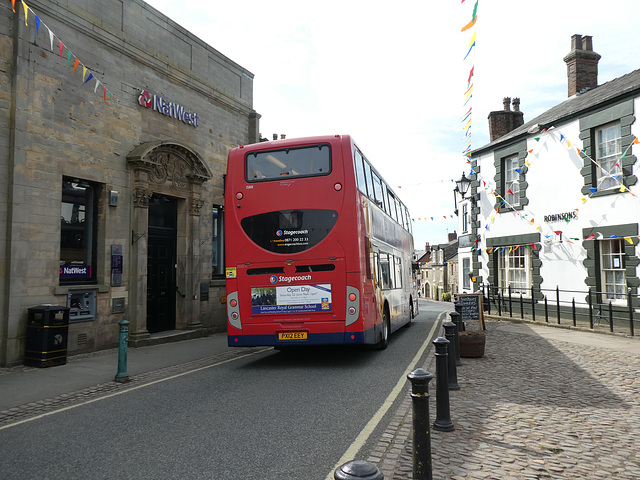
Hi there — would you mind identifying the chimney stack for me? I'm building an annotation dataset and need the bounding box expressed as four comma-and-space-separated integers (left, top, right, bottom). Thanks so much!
563, 34, 600, 97
488, 97, 524, 142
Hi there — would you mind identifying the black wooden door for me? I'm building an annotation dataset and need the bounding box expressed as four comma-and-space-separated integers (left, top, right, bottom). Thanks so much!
147, 195, 177, 333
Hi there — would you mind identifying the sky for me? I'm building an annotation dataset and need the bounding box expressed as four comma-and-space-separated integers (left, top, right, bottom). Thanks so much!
145, 0, 640, 250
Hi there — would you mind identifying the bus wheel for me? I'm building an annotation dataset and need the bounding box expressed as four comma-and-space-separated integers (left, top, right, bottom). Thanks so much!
376, 308, 390, 350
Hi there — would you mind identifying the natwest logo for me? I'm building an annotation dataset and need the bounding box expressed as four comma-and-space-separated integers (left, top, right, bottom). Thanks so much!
137, 88, 198, 127
138, 90, 152, 107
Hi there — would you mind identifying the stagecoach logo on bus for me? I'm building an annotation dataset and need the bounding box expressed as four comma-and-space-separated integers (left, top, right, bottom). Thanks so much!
272, 229, 310, 248
137, 89, 199, 127
251, 284, 332, 315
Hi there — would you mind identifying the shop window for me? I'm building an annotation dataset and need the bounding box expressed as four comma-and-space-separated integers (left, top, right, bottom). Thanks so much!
498, 247, 531, 295
60, 178, 98, 285
212, 205, 225, 278
599, 238, 626, 301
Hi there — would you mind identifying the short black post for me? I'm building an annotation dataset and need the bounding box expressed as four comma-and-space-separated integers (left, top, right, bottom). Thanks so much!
588, 288, 594, 329
531, 285, 536, 322
407, 368, 434, 480
609, 301, 614, 332
334, 460, 383, 480
628, 287, 635, 336
508, 285, 513, 317
432, 337, 454, 432
544, 295, 549, 322
448, 311, 462, 366
443, 322, 460, 390
519, 293, 524, 319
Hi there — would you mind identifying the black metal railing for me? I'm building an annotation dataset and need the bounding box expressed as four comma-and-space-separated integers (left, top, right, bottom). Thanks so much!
481, 284, 638, 337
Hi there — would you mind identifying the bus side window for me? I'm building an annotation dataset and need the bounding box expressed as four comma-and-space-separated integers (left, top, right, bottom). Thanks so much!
397, 201, 405, 228
354, 150, 368, 195
363, 160, 375, 204
394, 198, 402, 225
372, 172, 384, 209
380, 182, 389, 215
395, 256, 403, 288
404, 206, 412, 232
380, 253, 392, 290
387, 191, 398, 222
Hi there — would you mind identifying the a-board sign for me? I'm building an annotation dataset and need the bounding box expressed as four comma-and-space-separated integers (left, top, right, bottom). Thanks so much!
454, 293, 485, 331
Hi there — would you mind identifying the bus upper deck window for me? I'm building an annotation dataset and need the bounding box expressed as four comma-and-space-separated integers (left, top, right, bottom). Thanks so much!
246, 144, 331, 182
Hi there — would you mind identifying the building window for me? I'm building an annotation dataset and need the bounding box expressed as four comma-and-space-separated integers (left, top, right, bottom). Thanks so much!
600, 238, 626, 301
498, 247, 530, 295
462, 203, 469, 233
595, 122, 622, 190
462, 257, 471, 289
504, 155, 519, 206
212, 205, 224, 278
60, 178, 98, 285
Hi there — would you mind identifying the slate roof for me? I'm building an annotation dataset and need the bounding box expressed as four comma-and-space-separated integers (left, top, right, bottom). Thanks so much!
471, 68, 640, 156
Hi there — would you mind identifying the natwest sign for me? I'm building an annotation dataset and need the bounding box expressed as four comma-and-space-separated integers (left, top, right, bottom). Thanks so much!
138, 89, 199, 127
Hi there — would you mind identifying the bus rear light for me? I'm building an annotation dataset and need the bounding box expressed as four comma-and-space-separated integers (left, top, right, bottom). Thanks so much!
230, 299, 237, 307
334, 183, 342, 191
345, 286, 359, 327
236, 192, 243, 200
231, 312, 238, 320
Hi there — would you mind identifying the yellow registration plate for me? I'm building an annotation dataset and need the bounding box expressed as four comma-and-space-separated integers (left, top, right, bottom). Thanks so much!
278, 332, 307, 340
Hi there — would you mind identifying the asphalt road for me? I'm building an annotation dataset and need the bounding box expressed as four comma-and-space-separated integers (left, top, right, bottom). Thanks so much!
0, 300, 449, 480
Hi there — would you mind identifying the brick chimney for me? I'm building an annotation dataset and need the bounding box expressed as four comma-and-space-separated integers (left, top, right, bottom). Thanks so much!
563, 34, 600, 97
487, 97, 524, 142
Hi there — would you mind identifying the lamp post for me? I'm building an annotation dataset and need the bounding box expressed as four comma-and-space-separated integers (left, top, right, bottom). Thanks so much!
455, 172, 472, 199
453, 172, 472, 216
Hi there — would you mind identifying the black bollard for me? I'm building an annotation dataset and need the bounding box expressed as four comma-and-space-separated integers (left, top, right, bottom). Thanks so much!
407, 368, 434, 480
432, 337, 455, 432
334, 460, 383, 480
448, 311, 462, 366
443, 322, 460, 390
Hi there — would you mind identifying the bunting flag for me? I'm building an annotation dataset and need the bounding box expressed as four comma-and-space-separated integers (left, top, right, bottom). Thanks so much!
461, 0, 478, 31
11, 0, 117, 104
460, 2, 478, 160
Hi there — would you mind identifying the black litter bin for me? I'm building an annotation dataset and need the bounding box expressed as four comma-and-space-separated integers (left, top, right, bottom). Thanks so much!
25, 305, 70, 367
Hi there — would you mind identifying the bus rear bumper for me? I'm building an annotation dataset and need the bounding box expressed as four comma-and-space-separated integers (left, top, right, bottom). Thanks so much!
227, 329, 372, 347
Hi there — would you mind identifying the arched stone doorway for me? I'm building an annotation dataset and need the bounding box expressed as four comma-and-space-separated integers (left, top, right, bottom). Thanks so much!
127, 141, 212, 341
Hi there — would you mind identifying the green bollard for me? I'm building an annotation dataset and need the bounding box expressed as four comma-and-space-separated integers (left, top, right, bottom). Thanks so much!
115, 320, 130, 383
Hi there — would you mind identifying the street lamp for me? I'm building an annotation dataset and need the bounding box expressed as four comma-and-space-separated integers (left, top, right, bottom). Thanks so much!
455, 172, 472, 198
453, 172, 472, 216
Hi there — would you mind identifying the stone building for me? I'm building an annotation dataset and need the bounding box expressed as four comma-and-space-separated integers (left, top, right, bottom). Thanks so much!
0, 0, 260, 366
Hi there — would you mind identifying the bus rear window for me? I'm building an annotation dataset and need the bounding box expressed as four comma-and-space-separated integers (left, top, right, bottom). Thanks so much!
241, 209, 338, 254
246, 144, 331, 181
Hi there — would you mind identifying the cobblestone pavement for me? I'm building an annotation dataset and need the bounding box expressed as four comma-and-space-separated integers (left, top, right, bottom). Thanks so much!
367, 320, 640, 480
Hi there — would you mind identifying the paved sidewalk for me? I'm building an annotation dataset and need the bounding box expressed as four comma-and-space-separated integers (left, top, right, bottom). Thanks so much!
368, 319, 640, 480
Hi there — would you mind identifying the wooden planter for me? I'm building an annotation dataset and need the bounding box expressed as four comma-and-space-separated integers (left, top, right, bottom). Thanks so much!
459, 331, 486, 358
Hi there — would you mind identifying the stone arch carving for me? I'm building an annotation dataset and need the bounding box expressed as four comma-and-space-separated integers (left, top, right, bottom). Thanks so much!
127, 140, 212, 213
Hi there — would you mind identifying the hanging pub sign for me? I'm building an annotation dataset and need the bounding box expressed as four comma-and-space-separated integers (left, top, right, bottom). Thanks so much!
137, 89, 199, 127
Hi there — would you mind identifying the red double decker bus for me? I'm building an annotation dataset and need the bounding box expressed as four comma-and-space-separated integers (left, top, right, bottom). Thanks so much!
224, 135, 418, 349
